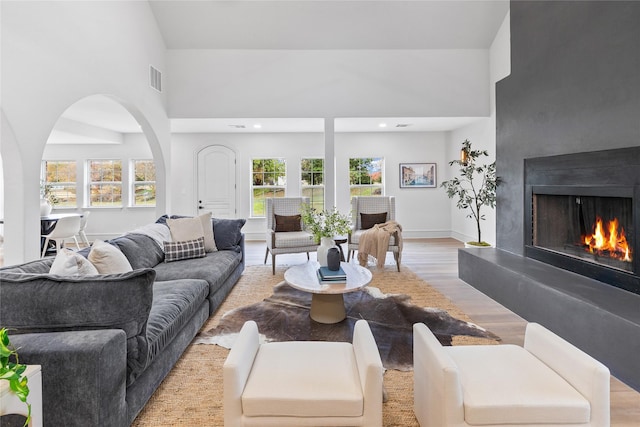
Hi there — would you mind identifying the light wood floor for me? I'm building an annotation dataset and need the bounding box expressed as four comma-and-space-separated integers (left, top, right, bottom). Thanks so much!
248, 238, 640, 426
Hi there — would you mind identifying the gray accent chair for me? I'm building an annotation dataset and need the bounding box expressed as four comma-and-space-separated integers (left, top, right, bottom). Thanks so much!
347, 196, 401, 271
264, 197, 318, 274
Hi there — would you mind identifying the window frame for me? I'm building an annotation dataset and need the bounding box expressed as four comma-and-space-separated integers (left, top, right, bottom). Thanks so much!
348, 157, 385, 198
41, 160, 78, 208
87, 159, 123, 208
250, 158, 287, 218
130, 159, 156, 207
300, 157, 325, 211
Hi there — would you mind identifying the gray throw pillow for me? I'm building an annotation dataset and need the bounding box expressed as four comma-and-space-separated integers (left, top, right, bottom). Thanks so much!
213, 218, 246, 252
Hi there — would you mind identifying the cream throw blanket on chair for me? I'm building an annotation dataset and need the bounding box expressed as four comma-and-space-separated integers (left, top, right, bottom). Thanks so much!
357, 220, 403, 269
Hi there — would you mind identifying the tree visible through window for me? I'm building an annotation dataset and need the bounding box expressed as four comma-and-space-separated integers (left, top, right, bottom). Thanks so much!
89, 160, 122, 207
251, 158, 286, 217
349, 157, 383, 197
301, 158, 324, 211
132, 160, 156, 206
43, 161, 77, 207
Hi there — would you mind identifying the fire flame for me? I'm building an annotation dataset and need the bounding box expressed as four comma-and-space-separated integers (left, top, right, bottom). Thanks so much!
583, 217, 632, 262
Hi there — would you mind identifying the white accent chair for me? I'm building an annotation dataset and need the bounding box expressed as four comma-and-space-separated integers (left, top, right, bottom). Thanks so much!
41, 215, 81, 258
264, 197, 318, 274
224, 319, 384, 427
347, 196, 401, 271
413, 322, 610, 427
76, 210, 91, 247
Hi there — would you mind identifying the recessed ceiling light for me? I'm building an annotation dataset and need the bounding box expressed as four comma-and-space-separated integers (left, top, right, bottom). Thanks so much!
253, 123, 262, 129
378, 123, 387, 128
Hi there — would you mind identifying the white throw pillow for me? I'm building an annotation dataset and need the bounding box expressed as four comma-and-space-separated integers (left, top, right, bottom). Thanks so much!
167, 213, 217, 252
49, 248, 99, 276
88, 240, 133, 274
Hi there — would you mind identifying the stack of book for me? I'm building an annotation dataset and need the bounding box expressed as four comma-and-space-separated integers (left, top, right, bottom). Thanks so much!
317, 266, 347, 284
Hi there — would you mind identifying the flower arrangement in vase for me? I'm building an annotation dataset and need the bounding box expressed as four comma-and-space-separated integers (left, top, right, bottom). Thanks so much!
300, 205, 352, 266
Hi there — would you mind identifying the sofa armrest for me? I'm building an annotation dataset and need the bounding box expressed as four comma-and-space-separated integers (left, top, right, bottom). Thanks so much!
8, 330, 128, 427
352, 320, 383, 427
524, 323, 610, 426
413, 323, 465, 427
223, 321, 260, 427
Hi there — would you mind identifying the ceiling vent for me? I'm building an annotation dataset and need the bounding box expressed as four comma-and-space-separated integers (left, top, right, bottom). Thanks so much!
149, 65, 162, 92
395, 123, 412, 128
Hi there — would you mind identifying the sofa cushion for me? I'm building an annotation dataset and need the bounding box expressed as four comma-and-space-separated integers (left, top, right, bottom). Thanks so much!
163, 237, 206, 262
213, 218, 246, 252
349, 229, 397, 245
0, 267, 155, 386
360, 212, 388, 230
242, 341, 363, 417
88, 240, 133, 274
109, 233, 165, 269
447, 345, 591, 425
274, 214, 302, 232
128, 223, 172, 250
142, 279, 209, 376
153, 250, 242, 295
49, 248, 99, 276
274, 230, 316, 248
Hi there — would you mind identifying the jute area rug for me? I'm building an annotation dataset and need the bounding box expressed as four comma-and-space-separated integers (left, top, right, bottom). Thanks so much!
131, 264, 500, 427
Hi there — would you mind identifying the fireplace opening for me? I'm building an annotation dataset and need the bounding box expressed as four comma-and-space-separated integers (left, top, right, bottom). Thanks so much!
533, 194, 634, 274
524, 147, 640, 296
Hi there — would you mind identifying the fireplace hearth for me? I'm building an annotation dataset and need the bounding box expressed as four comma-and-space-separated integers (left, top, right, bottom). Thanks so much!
525, 147, 640, 295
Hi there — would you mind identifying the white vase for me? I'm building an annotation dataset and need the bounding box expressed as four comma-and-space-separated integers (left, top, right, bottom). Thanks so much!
40, 198, 52, 216
317, 236, 337, 267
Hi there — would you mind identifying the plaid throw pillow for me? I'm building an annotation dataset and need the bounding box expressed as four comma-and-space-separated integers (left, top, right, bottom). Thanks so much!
163, 237, 206, 263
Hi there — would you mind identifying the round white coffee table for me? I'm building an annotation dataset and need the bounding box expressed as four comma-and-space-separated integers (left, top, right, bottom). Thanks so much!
284, 261, 372, 324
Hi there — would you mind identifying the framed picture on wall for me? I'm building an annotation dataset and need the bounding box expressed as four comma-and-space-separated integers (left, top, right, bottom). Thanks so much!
399, 163, 437, 188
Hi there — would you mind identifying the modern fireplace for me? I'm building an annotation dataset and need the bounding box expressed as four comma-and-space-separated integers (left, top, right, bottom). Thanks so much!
524, 147, 640, 295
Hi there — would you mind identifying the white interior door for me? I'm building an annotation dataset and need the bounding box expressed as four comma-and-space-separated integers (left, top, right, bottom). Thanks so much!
197, 145, 236, 218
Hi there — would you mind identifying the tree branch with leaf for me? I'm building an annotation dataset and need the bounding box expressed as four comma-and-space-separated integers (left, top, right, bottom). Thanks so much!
441, 139, 498, 246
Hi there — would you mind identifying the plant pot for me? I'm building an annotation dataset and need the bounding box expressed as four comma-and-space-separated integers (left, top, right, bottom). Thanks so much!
464, 241, 492, 248
317, 237, 337, 267
40, 198, 52, 216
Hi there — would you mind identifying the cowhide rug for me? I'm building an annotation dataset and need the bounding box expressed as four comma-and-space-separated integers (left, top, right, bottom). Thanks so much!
196, 282, 499, 371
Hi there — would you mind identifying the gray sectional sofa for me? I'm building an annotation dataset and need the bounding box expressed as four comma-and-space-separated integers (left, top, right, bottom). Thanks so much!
0, 216, 245, 427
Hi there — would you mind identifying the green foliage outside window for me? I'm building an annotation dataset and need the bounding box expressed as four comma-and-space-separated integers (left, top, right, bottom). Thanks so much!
252, 159, 286, 216
89, 160, 122, 207
43, 161, 77, 207
301, 158, 324, 210
133, 160, 156, 206
349, 157, 383, 198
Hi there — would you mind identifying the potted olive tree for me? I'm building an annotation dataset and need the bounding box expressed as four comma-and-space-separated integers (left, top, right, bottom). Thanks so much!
441, 139, 498, 247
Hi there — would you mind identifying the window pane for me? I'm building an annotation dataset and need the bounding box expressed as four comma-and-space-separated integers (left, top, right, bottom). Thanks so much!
134, 160, 155, 182
251, 158, 286, 217
49, 185, 77, 207
349, 157, 383, 199
134, 184, 156, 206
89, 160, 123, 207
43, 161, 77, 207
90, 184, 122, 206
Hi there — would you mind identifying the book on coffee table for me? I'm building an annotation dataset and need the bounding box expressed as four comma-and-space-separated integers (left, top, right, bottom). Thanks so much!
317, 266, 347, 283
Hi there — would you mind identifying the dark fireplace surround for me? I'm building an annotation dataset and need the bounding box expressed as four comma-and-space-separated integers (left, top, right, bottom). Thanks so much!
525, 147, 640, 295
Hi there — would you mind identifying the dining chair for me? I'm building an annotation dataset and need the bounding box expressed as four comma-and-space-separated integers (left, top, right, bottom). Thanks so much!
76, 211, 91, 247
41, 215, 81, 257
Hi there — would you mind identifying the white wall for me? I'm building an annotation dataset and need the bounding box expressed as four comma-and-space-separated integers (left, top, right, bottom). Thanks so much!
169, 131, 451, 240
1, 1, 170, 263
443, 12, 511, 245
42, 136, 157, 241
167, 49, 490, 119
